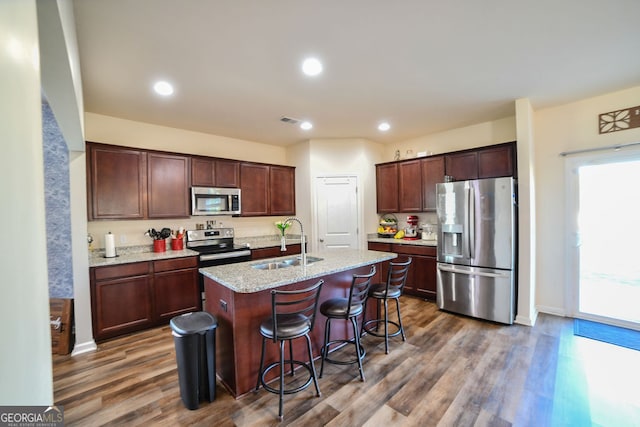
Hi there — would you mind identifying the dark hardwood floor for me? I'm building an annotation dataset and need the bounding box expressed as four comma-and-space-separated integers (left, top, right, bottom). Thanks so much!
53, 297, 640, 426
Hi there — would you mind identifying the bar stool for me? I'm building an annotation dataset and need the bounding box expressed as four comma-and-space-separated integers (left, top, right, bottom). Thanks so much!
255, 280, 324, 421
362, 257, 412, 354
319, 266, 376, 382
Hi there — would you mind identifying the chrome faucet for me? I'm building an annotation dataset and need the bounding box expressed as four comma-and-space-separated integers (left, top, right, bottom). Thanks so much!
283, 217, 306, 266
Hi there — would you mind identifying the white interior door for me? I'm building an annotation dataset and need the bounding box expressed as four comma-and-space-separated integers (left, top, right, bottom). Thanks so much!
566, 149, 640, 330
315, 176, 359, 251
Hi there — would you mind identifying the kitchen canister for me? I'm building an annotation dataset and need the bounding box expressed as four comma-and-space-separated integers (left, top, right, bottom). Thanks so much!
171, 237, 184, 251
153, 239, 167, 253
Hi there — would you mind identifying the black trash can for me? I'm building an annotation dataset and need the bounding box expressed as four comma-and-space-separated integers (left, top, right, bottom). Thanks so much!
170, 311, 218, 410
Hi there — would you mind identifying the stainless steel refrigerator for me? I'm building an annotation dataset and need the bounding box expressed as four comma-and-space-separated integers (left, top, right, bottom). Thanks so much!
436, 177, 517, 324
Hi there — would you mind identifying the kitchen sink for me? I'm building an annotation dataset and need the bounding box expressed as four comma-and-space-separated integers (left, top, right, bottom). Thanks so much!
251, 256, 323, 270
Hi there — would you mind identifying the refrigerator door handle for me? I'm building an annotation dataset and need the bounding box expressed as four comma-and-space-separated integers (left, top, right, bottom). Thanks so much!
468, 186, 475, 260
437, 264, 509, 279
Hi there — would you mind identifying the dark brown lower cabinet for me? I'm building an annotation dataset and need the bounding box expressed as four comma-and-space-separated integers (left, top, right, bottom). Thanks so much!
368, 242, 437, 300
153, 257, 200, 322
90, 256, 199, 341
394, 245, 437, 300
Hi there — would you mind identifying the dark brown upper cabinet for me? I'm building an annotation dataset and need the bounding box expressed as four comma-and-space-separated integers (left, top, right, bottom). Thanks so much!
147, 152, 190, 218
269, 165, 296, 216
375, 142, 516, 213
88, 142, 296, 220
445, 151, 478, 181
376, 160, 426, 213
240, 163, 270, 216
87, 143, 147, 220
421, 155, 445, 211
239, 162, 296, 217
398, 160, 422, 212
191, 157, 215, 187
191, 157, 240, 188
477, 144, 515, 179
88, 142, 189, 220
445, 142, 516, 182
376, 163, 399, 213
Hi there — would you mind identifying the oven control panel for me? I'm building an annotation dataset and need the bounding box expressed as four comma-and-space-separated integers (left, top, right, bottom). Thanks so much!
187, 228, 234, 242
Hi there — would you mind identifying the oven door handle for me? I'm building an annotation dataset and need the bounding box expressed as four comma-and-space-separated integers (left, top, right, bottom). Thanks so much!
200, 250, 251, 262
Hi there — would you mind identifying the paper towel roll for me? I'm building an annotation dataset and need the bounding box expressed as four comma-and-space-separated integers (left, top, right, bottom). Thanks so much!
105, 232, 117, 258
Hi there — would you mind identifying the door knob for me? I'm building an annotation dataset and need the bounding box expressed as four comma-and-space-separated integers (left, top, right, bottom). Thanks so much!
319, 238, 324, 242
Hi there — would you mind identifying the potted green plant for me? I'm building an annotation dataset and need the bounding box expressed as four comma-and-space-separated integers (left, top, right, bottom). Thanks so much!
275, 221, 290, 251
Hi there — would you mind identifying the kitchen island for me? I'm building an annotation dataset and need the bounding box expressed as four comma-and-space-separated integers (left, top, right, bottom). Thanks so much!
200, 249, 396, 398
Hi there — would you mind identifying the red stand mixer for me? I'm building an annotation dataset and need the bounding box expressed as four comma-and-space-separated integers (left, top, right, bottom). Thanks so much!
404, 215, 419, 240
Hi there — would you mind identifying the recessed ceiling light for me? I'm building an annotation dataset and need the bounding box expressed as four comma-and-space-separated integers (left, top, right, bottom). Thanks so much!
153, 80, 174, 96
302, 57, 323, 76
378, 122, 391, 132
300, 121, 313, 130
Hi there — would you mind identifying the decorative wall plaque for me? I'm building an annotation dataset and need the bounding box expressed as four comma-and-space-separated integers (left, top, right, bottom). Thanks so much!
599, 105, 640, 134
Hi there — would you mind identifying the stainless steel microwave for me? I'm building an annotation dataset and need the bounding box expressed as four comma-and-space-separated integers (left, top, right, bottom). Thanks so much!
191, 187, 241, 216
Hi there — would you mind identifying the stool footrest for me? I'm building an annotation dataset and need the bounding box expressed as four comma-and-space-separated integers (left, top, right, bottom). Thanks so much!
322, 338, 366, 366
362, 319, 403, 338
259, 360, 314, 395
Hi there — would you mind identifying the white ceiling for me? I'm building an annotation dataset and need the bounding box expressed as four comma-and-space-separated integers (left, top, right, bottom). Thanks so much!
72, 0, 640, 147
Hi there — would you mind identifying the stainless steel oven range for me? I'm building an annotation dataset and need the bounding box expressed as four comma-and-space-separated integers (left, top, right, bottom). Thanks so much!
186, 228, 252, 301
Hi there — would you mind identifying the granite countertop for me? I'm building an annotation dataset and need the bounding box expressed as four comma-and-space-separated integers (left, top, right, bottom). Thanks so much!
235, 234, 303, 249
88, 234, 413, 268
89, 245, 200, 267
200, 249, 396, 294
367, 235, 438, 247
88, 234, 302, 268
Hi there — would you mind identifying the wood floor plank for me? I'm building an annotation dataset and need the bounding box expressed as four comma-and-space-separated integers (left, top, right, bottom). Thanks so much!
480, 342, 536, 423
325, 356, 420, 426
362, 404, 408, 426
402, 353, 474, 426
385, 320, 487, 417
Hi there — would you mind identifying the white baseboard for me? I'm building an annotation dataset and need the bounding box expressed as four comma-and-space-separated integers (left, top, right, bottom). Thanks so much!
536, 305, 567, 317
515, 308, 539, 326
71, 340, 97, 356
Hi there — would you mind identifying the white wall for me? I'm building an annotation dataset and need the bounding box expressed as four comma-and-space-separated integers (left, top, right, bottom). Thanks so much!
287, 140, 313, 238
37, 0, 84, 151
515, 98, 537, 326
69, 151, 95, 355
0, 0, 53, 404
85, 113, 287, 163
386, 116, 517, 161
303, 138, 385, 251
534, 85, 640, 315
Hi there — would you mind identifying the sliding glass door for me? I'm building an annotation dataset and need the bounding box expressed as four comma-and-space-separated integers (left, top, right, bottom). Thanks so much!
567, 148, 640, 329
